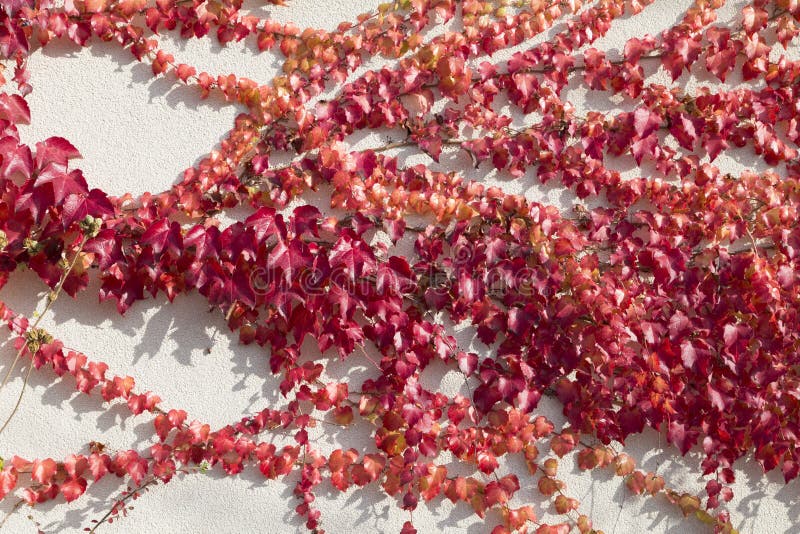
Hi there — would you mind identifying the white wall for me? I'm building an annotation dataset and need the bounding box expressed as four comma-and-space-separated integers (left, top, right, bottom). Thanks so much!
0, 1, 797, 533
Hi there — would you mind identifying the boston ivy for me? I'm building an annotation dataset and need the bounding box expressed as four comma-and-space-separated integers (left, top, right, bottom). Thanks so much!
0, 0, 798, 533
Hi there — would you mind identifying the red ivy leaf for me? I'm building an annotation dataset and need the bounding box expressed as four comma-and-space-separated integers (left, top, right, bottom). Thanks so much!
31, 458, 57, 485
35, 137, 81, 168
0, 93, 29, 124
0, 468, 18, 500
60, 477, 87, 502
141, 219, 183, 256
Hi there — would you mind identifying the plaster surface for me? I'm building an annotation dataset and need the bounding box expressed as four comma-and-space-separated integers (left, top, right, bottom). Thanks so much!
0, 1, 798, 533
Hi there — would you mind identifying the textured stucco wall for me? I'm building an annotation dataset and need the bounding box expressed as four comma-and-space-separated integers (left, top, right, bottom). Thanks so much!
0, 1, 797, 533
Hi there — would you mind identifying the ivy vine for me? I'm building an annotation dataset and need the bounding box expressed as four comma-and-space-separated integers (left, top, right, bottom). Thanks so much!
0, 0, 798, 532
